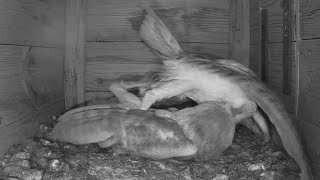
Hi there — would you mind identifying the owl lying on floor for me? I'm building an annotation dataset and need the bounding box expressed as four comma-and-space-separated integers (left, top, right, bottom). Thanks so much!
49, 81, 259, 161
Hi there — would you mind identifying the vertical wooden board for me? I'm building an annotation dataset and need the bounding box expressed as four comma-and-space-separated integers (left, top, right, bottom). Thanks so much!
86, 0, 229, 43
229, 0, 250, 66
0, 45, 34, 128
300, 0, 320, 39
0, 0, 65, 47
85, 42, 162, 92
65, 0, 87, 109
298, 40, 320, 127
298, 119, 320, 178
249, 44, 262, 78
250, 0, 261, 45
257, 0, 297, 43
265, 43, 296, 112
24, 47, 64, 109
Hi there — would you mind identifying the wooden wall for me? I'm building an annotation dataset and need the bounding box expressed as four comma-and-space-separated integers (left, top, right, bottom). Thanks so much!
250, 0, 320, 177
84, 0, 232, 103
0, 0, 65, 154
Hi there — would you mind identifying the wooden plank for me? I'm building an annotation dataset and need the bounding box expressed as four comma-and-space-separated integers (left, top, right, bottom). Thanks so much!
300, 0, 320, 39
298, 39, 320, 128
265, 43, 296, 112
229, 0, 250, 66
181, 43, 229, 59
249, 0, 262, 76
64, 0, 87, 110
249, 44, 262, 78
86, 0, 229, 43
24, 47, 64, 109
282, 0, 294, 95
250, 0, 296, 43
261, 9, 269, 82
0, 45, 34, 128
298, 119, 320, 179
0, 0, 65, 47
0, 45, 64, 128
85, 42, 229, 92
249, 0, 261, 46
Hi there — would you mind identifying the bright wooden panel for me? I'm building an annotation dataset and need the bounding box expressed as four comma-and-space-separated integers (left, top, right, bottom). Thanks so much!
86, 0, 229, 43
0, 0, 65, 47
64, 0, 87, 109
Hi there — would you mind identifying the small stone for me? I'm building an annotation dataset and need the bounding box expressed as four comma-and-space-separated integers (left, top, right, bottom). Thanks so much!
3, 165, 24, 176
40, 138, 53, 146
271, 151, 286, 159
48, 159, 62, 172
260, 171, 275, 180
63, 144, 78, 154
24, 139, 40, 153
0, 158, 9, 168
35, 148, 52, 159
153, 161, 173, 171
212, 174, 229, 180
49, 151, 63, 159
10, 152, 30, 161
20, 169, 43, 180
8, 159, 30, 169
6, 178, 20, 180
35, 157, 49, 169
248, 163, 266, 171
181, 167, 193, 180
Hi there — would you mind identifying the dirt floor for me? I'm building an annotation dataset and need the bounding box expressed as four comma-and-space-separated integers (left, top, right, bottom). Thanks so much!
0, 122, 300, 180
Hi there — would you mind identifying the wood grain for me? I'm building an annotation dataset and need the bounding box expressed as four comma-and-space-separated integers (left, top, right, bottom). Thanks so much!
229, 0, 250, 66
86, 0, 229, 43
85, 42, 229, 92
298, 118, 320, 179
265, 42, 297, 112
298, 39, 320, 128
0, 0, 65, 47
249, 0, 261, 46
250, 0, 296, 43
0, 45, 64, 128
64, 0, 87, 110
24, 47, 64, 109
0, 45, 34, 128
300, 0, 320, 39
249, 44, 262, 78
